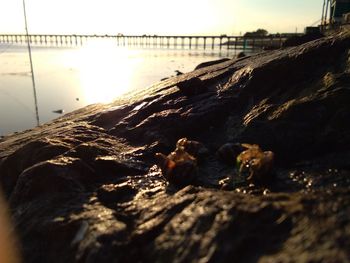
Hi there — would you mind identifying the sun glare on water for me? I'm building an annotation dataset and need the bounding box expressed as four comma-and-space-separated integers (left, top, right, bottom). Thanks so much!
75, 39, 140, 104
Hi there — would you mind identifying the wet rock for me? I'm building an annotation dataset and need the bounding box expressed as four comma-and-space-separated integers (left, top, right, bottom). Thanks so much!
97, 183, 137, 204
9, 157, 94, 206
283, 32, 324, 47
176, 77, 208, 96
94, 156, 145, 178
69, 142, 110, 162
217, 143, 245, 165
91, 105, 133, 129
194, 58, 230, 70
0, 138, 72, 197
0, 30, 350, 263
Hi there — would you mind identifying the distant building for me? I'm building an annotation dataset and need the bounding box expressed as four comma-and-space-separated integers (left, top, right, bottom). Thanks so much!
304, 26, 321, 34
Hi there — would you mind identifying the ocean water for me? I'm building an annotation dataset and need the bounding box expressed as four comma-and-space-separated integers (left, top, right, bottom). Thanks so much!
0, 39, 244, 136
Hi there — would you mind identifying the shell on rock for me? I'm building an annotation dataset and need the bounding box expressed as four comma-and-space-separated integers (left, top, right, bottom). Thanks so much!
236, 144, 274, 183
176, 138, 209, 161
155, 145, 198, 186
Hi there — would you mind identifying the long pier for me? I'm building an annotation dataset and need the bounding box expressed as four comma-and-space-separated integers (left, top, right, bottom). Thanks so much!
0, 34, 289, 50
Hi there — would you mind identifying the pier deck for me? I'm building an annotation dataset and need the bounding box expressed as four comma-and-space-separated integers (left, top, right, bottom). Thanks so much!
0, 34, 289, 50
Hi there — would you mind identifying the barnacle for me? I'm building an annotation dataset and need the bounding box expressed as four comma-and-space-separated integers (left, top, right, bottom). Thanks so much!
155, 141, 198, 186
236, 144, 274, 183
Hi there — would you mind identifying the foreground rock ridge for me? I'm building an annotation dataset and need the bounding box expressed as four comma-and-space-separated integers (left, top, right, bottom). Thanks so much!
1, 30, 350, 262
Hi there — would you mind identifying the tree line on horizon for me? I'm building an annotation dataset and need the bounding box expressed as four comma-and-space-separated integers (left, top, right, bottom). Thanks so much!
243, 29, 268, 37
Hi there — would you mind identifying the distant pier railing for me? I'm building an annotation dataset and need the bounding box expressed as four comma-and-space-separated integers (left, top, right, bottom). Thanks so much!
0, 34, 289, 50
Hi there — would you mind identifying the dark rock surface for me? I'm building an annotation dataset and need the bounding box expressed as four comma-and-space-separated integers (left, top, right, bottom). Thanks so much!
1, 29, 350, 262
282, 32, 325, 47
194, 58, 231, 70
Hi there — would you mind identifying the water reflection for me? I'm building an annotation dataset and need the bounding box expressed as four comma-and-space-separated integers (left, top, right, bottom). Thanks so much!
0, 40, 241, 135
76, 40, 137, 104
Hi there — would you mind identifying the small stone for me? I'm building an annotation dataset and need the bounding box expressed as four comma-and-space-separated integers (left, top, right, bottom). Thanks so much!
219, 177, 233, 190
263, 189, 270, 195
236, 52, 246, 58
175, 70, 183, 76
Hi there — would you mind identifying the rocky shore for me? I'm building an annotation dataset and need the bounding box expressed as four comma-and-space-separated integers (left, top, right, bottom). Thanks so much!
1, 29, 350, 262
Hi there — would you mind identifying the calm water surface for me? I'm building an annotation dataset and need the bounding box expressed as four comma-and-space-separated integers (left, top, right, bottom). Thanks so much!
0, 39, 243, 136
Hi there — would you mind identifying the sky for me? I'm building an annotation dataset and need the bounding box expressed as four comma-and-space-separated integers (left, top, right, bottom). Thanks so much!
0, 0, 323, 35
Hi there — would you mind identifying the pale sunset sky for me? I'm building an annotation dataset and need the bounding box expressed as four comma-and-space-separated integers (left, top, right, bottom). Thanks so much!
0, 0, 323, 35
